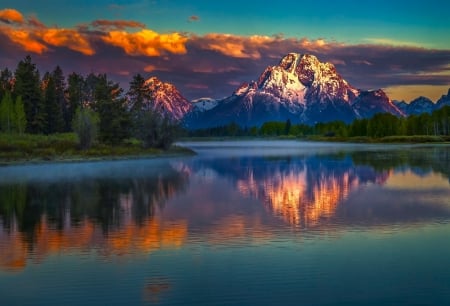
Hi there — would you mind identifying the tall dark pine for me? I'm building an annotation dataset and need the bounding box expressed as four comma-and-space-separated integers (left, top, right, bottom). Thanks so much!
43, 72, 64, 134
94, 74, 130, 144
52, 66, 67, 132
66, 72, 85, 131
13, 55, 44, 133
127, 73, 147, 112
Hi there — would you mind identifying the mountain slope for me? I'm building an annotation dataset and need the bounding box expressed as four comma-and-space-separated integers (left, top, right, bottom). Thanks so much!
185, 53, 403, 128
142, 77, 193, 121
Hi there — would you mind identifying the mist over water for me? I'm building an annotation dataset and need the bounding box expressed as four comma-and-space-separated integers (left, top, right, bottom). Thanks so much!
1, 141, 450, 305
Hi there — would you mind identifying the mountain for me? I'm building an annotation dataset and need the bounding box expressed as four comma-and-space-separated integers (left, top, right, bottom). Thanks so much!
141, 77, 193, 121
394, 96, 435, 115
191, 97, 219, 112
185, 53, 404, 129
436, 88, 450, 109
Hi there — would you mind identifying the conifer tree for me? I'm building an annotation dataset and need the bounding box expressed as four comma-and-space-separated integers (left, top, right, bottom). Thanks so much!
13, 55, 44, 133
0, 91, 14, 133
14, 96, 26, 134
43, 72, 64, 134
66, 72, 85, 131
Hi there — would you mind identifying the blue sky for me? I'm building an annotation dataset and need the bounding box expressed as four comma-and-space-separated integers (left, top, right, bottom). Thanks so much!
0, 0, 449, 101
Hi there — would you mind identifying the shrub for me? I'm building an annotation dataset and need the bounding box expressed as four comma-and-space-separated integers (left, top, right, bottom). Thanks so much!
72, 108, 99, 150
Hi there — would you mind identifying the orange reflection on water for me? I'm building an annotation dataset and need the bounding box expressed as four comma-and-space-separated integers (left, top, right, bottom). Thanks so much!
0, 216, 187, 272
238, 169, 360, 227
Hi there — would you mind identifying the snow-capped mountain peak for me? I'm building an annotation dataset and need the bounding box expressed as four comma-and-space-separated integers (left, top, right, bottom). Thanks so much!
141, 77, 193, 120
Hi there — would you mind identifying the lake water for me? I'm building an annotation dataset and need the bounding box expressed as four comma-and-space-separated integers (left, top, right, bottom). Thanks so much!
1, 140, 450, 305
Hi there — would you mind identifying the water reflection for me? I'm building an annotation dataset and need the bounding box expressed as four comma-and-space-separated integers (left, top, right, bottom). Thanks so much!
1, 143, 450, 273
0, 160, 189, 271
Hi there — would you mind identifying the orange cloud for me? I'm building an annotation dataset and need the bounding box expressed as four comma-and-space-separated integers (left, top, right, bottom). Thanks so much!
102, 29, 188, 56
198, 33, 275, 59
0, 8, 24, 24
0, 27, 48, 53
40, 28, 95, 55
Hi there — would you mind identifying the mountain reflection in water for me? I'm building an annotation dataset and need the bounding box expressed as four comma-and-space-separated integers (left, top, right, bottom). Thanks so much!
0, 143, 450, 272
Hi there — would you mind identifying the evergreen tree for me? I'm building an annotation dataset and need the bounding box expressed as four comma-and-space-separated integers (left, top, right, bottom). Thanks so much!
0, 91, 14, 133
52, 66, 67, 132
128, 73, 147, 112
14, 96, 26, 134
93, 74, 130, 144
13, 55, 44, 133
66, 72, 85, 131
43, 72, 64, 134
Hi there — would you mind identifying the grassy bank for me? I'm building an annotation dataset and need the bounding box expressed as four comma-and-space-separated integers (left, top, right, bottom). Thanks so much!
0, 133, 195, 165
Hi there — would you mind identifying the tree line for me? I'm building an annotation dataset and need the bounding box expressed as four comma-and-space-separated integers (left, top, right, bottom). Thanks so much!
189, 106, 450, 138
0, 56, 178, 149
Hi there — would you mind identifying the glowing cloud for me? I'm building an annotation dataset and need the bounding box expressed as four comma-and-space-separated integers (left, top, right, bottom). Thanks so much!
0, 27, 48, 53
40, 28, 95, 55
0, 8, 24, 24
102, 29, 188, 56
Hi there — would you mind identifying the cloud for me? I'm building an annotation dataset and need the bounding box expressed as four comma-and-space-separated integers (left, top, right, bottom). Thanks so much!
0, 27, 48, 53
91, 19, 146, 30
0, 8, 448, 102
0, 8, 24, 24
102, 29, 188, 56
40, 28, 94, 55
365, 38, 425, 48
188, 15, 200, 22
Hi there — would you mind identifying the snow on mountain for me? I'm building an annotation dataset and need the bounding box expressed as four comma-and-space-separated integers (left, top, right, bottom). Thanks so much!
191, 97, 219, 112
185, 53, 404, 128
143, 77, 193, 120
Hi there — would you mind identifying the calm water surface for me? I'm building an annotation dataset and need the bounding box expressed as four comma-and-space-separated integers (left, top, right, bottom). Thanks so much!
1, 141, 450, 305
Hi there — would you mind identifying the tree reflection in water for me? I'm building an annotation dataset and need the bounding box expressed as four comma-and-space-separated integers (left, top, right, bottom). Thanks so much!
0, 161, 189, 270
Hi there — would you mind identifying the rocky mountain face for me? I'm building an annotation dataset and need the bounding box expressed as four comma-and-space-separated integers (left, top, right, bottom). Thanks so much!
436, 88, 450, 109
393, 90, 450, 116
141, 77, 193, 121
394, 97, 435, 115
185, 53, 404, 129
142, 54, 447, 129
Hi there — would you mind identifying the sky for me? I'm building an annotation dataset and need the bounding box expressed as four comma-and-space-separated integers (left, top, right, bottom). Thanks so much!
0, 0, 449, 101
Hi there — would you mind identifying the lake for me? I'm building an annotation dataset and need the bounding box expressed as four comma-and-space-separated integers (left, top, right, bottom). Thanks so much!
1, 140, 450, 305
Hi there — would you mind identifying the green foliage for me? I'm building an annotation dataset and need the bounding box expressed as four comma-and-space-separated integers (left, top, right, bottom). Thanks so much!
72, 107, 99, 150
134, 110, 179, 150
0, 91, 15, 133
13, 55, 45, 134
66, 72, 85, 131
93, 74, 130, 144
14, 96, 26, 134
43, 72, 65, 134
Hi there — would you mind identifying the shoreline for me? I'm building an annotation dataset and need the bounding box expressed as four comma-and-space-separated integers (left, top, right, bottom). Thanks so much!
0, 145, 196, 167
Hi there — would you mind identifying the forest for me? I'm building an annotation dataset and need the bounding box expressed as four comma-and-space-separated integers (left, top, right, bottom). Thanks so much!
1, 56, 450, 152
0, 55, 178, 151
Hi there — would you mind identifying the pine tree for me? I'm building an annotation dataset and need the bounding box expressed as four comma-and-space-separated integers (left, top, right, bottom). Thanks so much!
0, 91, 14, 133
66, 72, 85, 131
13, 55, 45, 133
93, 74, 130, 144
14, 96, 26, 134
52, 66, 66, 132
128, 73, 147, 112
43, 72, 64, 134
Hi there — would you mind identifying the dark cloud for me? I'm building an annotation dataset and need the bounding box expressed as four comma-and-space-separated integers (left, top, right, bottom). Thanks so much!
0, 8, 448, 101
